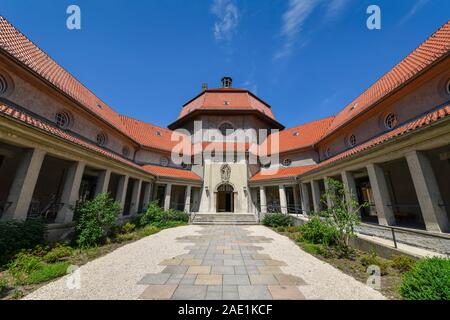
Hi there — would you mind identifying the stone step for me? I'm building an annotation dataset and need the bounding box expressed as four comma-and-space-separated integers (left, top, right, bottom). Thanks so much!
191, 213, 259, 225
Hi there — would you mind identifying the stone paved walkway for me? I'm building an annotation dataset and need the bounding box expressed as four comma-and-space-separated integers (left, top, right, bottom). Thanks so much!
24, 225, 385, 300
138, 226, 306, 300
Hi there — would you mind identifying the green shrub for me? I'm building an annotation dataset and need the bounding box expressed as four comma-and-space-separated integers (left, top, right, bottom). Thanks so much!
391, 255, 416, 273
76, 193, 121, 248
165, 209, 189, 223
137, 225, 161, 237
43, 244, 73, 263
24, 262, 70, 285
286, 226, 300, 233
359, 251, 390, 275
298, 216, 338, 246
0, 219, 47, 265
150, 220, 187, 229
121, 223, 136, 234
140, 201, 165, 226
0, 277, 8, 295
7, 252, 42, 278
400, 257, 450, 300
262, 213, 293, 227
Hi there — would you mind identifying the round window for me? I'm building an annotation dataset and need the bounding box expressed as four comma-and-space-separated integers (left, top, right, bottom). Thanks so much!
283, 159, 292, 167
160, 157, 169, 167
96, 132, 107, 146
384, 113, 398, 130
0, 74, 8, 95
122, 146, 130, 158
219, 123, 234, 136
324, 147, 331, 159
446, 79, 450, 95
348, 135, 357, 147
55, 112, 71, 129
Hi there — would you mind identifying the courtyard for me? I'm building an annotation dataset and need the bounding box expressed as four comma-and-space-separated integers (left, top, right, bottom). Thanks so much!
24, 225, 385, 300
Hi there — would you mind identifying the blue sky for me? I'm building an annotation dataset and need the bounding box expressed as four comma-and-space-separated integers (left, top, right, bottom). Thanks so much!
1, 0, 449, 129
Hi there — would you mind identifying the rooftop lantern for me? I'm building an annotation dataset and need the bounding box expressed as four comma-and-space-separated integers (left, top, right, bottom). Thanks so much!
221, 76, 233, 88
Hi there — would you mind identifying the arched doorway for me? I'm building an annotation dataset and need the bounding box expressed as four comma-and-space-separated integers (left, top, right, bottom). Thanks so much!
216, 183, 234, 213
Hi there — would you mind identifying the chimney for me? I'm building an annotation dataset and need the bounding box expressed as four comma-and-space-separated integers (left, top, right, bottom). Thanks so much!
202, 83, 208, 91
221, 77, 233, 88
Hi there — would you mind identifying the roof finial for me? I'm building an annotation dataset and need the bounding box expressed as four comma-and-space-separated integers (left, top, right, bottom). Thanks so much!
221, 77, 232, 88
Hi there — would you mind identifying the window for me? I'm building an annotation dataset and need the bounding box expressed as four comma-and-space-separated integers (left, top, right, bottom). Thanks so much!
219, 123, 234, 136
155, 131, 162, 137
283, 158, 292, 167
96, 132, 107, 146
160, 157, 169, 167
384, 113, 398, 130
293, 132, 300, 137
348, 134, 357, 147
223, 101, 230, 106
0, 74, 8, 95
324, 147, 331, 159
55, 112, 71, 129
350, 103, 358, 111
122, 146, 130, 158
446, 79, 450, 95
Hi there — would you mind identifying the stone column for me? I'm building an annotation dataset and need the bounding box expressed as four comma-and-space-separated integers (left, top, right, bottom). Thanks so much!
341, 171, 358, 212
142, 182, 153, 212
300, 183, 311, 214
184, 185, 192, 213
3, 148, 46, 221
293, 185, 300, 214
94, 169, 111, 196
130, 179, 142, 215
406, 151, 450, 233
311, 180, 321, 213
279, 185, 288, 214
259, 186, 267, 215
55, 161, 86, 224
116, 175, 129, 216
367, 164, 396, 226
164, 183, 172, 211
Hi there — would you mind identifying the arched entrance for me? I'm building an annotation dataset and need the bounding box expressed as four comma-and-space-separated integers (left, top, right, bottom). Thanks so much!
216, 183, 234, 213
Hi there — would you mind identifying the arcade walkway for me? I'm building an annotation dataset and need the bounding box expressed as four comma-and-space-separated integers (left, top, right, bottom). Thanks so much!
24, 225, 385, 300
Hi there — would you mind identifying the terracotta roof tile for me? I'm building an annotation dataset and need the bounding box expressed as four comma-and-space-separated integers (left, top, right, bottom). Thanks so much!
301, 103, 450, 176
178, 89, 276, 120
142, 164, 202, 182
0, 103, 150, 175
250, 165, 317, 182
0, 16, 130, 137
323, 20, 450, 139
261, 116, 335, 154
119, 115, 191, 154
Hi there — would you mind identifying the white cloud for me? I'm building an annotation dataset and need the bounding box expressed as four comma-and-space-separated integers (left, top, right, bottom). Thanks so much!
399, 0, 430, 25
211, 0, 240, 41
274, 0, 351, 60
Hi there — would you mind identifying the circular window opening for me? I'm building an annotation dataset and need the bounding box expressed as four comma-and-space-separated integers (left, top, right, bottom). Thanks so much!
348, 135, 357, 147
122, 146, 130, 158
384, 113, 398, 130
446, 79, 450, 95
219, 123, 234, 136
283, 159, 292, 167
324, 147, 331, 159
0, 74, 8, 95
182, 162, 189, 169
160, 157, 169, 167
96, 132, 107, 146
55, 112, 71, 129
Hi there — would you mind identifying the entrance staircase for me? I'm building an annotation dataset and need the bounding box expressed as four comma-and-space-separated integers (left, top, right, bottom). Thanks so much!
191, 213, 259, 225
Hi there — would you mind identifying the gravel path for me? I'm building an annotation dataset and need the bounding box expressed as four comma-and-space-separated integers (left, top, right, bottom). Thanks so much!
24, 225, 385, 300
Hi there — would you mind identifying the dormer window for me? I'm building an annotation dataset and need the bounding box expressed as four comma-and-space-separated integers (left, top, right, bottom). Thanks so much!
293, 132, 300, 137
223, 101, 230, 106
96, 103, 103, 109
350, 103, 358, 111
156, 131, 162, 137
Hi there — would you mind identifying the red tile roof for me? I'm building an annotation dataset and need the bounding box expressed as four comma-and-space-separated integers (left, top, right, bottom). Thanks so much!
142, 164, 202, 182
300, 103, 450, 176
0, 103, 150, 174
261, 116, 335, 154
0, 16, 130, 137
119, 115, 191, 154
322, 20, 450, 140
250, 165, 317, 182
177, 89, 276, 120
